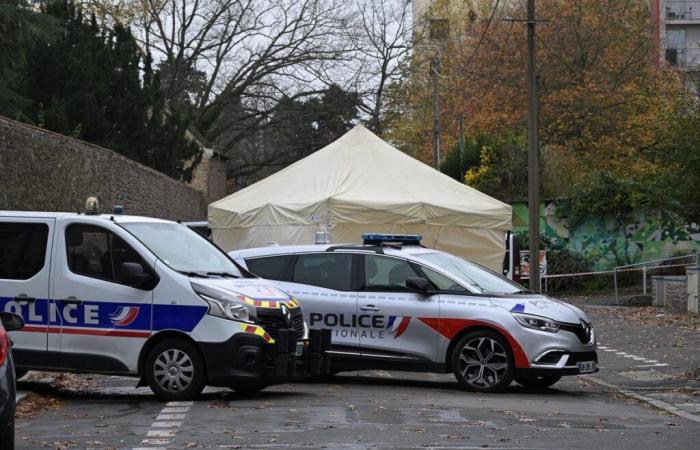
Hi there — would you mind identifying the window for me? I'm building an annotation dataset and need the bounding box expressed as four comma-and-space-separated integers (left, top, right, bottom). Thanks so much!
292, 253, 353, 291
245, 255, 293, 280
0, 222, 49, 280
66, 224, 150, 286
362, 255, 419, 291
417, 265, 468, 293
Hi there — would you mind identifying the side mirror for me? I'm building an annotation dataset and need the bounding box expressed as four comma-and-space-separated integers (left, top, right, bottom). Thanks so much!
405, 277, 433, 294
0, 312, 25, 332
121, 262, 155, 289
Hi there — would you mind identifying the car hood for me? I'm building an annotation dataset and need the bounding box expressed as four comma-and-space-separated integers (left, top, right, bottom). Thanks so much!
490, 294, 589, 324
191, 277, 292, 302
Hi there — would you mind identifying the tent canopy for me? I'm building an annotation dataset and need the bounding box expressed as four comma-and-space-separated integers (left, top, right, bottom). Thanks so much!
209, 125, 512, 270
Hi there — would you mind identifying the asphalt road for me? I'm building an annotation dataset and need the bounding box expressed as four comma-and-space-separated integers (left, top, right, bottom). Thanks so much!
13, 368, 700, 450
14, 301, 700, 450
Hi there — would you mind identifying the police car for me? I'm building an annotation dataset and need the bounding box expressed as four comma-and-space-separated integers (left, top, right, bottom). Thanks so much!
0, 205, 330, 401
230, 234, 598, 392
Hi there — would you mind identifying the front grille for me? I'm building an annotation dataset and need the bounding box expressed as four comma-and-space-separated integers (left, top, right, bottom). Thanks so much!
559, 321, 593, 344
256, 309, 304, 340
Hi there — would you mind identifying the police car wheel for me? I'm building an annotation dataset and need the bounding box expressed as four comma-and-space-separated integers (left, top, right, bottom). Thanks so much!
145, 339, 206, 401
514, 374, 561, 389
229, 382, 268, 394
451, 330, 514, 393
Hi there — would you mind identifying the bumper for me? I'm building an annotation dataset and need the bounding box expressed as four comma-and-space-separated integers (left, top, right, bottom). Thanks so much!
0, 355, 16, 439
516, 350, 599, 377
200, 328, 332, 387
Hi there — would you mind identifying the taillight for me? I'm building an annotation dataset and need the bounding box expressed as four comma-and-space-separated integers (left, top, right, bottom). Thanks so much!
0, 329, 9, 366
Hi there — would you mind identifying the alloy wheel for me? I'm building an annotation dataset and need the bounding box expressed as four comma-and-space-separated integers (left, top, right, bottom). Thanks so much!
458, 336, 509, 388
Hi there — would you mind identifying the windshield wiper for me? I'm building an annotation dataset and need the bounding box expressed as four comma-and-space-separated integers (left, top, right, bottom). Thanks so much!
513, 289, 532, 294
177, 270, 209, 278
206, 272, 238, 278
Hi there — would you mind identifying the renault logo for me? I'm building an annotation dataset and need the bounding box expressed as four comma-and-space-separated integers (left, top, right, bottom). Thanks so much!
281, 304, 292, 327
580, 319, 592, 342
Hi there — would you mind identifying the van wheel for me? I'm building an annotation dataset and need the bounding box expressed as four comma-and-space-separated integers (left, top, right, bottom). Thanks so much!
145, 339, 206, 401
515, 374, 561, 389
229, 382, 268, 395
451, 330, 514, 393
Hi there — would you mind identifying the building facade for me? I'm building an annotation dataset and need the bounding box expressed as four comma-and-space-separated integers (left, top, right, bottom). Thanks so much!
653, 0, 700, 74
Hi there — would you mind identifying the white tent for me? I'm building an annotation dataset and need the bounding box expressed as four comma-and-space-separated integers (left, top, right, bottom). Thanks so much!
209, 125, 512, 270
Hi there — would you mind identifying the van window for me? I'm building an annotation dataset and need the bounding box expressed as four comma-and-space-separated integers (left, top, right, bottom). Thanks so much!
245, 255, 293, 280
292, 253, 353, 291
0, 222, 49, 280
66, 224, 149, 286
362, 255, 419, 292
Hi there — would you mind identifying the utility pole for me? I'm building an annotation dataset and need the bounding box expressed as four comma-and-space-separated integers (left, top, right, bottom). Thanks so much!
527, 0, 541, 292
459, 115, 465, 179
432, 59, 441, 170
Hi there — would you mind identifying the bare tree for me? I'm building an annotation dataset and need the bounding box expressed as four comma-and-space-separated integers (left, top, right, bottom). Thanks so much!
134, 0, 350, 117
329, 0, 412, 136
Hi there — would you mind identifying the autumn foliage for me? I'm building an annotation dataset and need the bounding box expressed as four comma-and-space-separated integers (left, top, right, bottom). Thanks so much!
387, 0, 687, 215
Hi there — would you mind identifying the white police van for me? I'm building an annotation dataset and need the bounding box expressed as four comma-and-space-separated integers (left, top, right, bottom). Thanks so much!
230, 234, 597, 393
0, 206, 329, 400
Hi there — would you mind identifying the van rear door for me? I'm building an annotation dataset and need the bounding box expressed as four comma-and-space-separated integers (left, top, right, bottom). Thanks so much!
0, 217, 55, 368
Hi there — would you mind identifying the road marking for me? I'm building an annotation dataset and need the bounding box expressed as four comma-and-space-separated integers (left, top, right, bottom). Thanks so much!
135, 401, 193, 449
146, 429, 177, 437
157, 413, 186, 420
161, 406, 190, 413
151, 421, 182, 428
599, 344, 669, 369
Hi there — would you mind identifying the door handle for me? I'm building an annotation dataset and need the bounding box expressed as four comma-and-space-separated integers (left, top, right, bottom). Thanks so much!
59, 296, 82, 306
13, 294, 36, 304
360, 305, 381, 312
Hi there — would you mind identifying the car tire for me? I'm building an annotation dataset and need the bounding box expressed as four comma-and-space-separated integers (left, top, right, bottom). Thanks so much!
229, 382, 268, 395
145, 339, 207, 401
515, 374, 561, 389
451, 330, 514, 393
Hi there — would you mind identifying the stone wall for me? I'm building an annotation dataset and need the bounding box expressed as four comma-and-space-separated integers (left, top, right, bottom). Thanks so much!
0, 116, 206, 220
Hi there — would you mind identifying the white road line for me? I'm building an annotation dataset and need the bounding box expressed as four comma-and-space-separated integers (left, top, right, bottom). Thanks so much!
157, 413, 186, 420
135, 401, 193, 449
635, 363, 670, 368
141, 439, 171, 445
146, 429, 177, 437
167, 401, 193, 406
151, 421, 182, 428
161, 406, 190, 413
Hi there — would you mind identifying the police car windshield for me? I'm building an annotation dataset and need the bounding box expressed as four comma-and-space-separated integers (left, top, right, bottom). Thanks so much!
121, 222, 241, 277
419, 252, 524, 294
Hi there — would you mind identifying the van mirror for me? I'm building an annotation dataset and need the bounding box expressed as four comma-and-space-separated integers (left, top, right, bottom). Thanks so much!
405, 277, 433, 294
0, 312, 25, 332
121, 262, 155, 289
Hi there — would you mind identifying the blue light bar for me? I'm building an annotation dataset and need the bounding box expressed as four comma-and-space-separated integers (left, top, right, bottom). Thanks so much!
362, 233, 422, 246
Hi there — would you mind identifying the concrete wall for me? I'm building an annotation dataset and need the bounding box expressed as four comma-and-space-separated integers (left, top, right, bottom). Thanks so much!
0, 116, 206, 220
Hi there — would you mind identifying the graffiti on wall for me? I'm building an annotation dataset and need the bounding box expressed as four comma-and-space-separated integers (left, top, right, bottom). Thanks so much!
512, 202, 700, 271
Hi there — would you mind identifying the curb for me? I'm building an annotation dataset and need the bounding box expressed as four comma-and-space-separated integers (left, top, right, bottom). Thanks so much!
583, 375, 700, 424
15, 390, 29, 405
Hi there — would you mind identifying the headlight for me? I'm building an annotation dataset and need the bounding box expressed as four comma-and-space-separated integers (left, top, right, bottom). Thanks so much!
191, 283, 257, 324
512, 312, 559, 333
